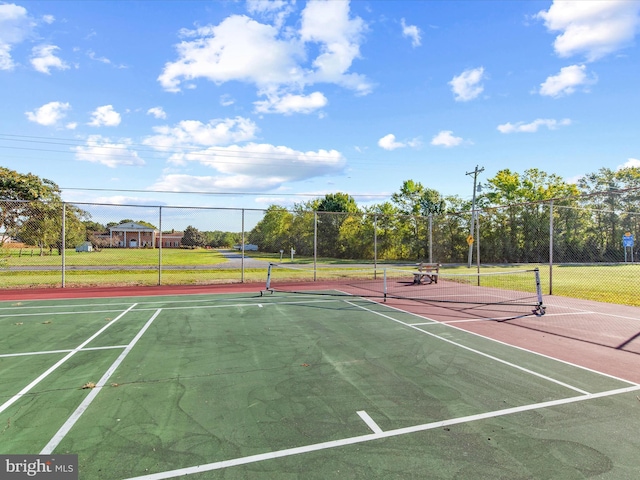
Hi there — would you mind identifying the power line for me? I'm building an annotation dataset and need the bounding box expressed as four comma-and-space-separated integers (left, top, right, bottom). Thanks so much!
60, 186, 393, 199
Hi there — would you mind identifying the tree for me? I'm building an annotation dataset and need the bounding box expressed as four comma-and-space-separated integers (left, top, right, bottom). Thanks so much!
182, 225, 206, 247
0, 167, 60, 243
390, 180, 443, 259
316, 193, 359, 258
1, 167, 89, 254
248, 206, 293, 252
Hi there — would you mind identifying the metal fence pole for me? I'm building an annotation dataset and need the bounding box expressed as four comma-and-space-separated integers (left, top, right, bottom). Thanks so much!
428, 213, 433, 264
158, 206, 162, 286
61, 202, 66, 288
314, 212, 318, 281
374, 214, 378, 271
549, 200, 554, 295
241, 209, 245, 283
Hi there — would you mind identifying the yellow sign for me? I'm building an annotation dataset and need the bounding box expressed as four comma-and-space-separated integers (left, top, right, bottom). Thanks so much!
467, 235, 474, 245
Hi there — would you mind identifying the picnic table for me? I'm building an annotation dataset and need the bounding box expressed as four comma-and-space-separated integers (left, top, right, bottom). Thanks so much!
413, 262, 440, 284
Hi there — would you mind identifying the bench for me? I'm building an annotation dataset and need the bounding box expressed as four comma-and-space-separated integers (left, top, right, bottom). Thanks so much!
413, 262, 440, 285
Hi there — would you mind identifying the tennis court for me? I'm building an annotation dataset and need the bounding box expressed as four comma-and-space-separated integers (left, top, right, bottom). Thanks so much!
1, 273, 640, 479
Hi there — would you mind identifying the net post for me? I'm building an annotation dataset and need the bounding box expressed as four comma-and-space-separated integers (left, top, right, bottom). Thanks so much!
534, 267, 545, 315
262, 263, 274, 296
383, 268, 387, 302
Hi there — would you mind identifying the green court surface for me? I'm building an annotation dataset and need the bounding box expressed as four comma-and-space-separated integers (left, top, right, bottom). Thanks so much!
1, 292, 639, 479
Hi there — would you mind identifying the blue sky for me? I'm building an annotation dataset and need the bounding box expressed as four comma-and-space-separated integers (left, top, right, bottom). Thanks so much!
2, 0, 640, 212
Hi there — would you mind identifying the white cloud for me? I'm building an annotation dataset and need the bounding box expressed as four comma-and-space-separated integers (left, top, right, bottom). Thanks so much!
539, 64, 597, 97
159, 1, 371, 109
144, 117, 258, 150
89, 105, 122, 127
401, 18, 421, 47
497, 118, 571, 134
152, 143, 345, 192
378, 134, 404, 151
74, 135, 145, 168
87, 49, 126, 68
430, 130, 463, 147
147, 106, 167, 119
246, 0, 295, 29
158, 15, 303, 92
42, 14, 55, 24
536, 0, 640, 61
30, 44, 69, 74
87, 50, 111, 64
151, 149, 345, 193
151, 173, 285, 193
66, 122, 77, 130
0, 44, 14, 70
449, 67, 485, 102
0, 3, 34, 70
299, 0, 371, 94
378, 133, 421, 151
254, 91, 327, 115
617, 158, 640, 170
220, 94, 235, 106
25, 101, 71, 126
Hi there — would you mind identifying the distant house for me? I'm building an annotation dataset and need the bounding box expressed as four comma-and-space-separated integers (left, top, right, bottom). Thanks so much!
92, 223, 185, 248
75, 241, 93, 252
109, 222, 157, 248
157, 231, 184, 248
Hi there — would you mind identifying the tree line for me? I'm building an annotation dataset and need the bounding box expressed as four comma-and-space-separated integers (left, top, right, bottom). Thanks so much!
2, 165, 640, 262
248, 167, 640, 263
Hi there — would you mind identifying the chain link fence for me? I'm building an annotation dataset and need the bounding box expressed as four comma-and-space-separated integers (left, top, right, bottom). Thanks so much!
1, 192, 639, 305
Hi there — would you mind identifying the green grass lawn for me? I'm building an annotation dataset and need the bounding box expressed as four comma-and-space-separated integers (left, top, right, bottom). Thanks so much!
0, 247, 228, 266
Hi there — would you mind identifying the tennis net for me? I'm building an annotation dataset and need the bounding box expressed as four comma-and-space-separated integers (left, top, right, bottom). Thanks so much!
262, 263, 545, 314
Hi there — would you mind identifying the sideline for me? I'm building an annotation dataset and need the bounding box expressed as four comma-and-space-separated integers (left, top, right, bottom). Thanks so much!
41, 308, 163, 454
0, 304, 137, 415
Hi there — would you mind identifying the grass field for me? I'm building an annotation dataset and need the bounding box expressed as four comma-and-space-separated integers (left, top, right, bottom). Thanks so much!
0, 247, 227, 266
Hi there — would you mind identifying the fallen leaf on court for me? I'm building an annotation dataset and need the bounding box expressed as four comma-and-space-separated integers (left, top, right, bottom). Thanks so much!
81, 382, 97, 389
14, 322, 23, 326
301, 363, 310, 367
111, 383, 119, 387
42, 320, 52, 324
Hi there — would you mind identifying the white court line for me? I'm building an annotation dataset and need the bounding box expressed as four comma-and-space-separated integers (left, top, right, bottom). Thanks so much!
344, 300, 591, 395
122, 385, 640, 480
0, 345, 127, 358
0, 309, 129, 318
0, 304, 137, 416
0, 302, 136, 311
133, 298, 341, 312
41, 308, 162, 454
357, 410, 383, 434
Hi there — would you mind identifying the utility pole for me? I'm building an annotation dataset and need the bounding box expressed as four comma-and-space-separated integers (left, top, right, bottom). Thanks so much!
466, 165, 484, 267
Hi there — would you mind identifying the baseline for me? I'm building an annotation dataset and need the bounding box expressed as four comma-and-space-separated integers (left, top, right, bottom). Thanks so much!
122, 385, 640, 480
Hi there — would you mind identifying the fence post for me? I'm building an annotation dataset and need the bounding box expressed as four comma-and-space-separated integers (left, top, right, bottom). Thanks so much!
314, 212, 318, 281
241, 209, 245, 283
61, 202, 66, 288
549, 200, 553, 295
158, 206, 162, 286
374, 214, 378, 271
428, 213, 433, 264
